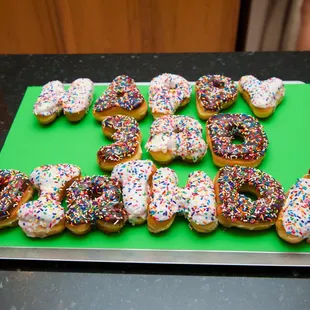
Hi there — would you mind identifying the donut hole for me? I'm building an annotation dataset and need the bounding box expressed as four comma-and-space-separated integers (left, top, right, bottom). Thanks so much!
169, 82, 177, 90
238, 191, 258, 201
173, 128, 182, 134
212, 79, 225, 88
116, 91, 125, 97
88, 185, 103, 198
238, 184, 260, 201
232, 134, 244, 145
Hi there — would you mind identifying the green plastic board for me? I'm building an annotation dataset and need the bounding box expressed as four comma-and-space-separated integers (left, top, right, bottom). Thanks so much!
0, 84, 309, 253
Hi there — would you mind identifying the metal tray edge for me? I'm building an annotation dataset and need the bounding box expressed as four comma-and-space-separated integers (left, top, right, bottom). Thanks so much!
0, 247, 309, 266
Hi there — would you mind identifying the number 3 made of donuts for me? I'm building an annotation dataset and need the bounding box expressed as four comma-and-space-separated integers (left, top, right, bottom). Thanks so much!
97, 115, 143, 171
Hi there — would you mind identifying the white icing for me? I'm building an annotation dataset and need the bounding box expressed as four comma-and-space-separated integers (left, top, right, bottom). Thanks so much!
62, 78, 94, 114
146, 115, 207, 162
282, 178, 310, 239
180, 171, 217, 226
149, 73, 191, 115
149, 168, 180, 221
30, 164, 81, 199
18, 195, 64, 238
111, 160, 155, 224
240, 75, 285, 109
33, 81, 64, 116
149, 169, 217, 227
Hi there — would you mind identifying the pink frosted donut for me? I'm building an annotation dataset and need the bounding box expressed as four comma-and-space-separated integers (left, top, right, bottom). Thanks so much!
149, 73, 191, 118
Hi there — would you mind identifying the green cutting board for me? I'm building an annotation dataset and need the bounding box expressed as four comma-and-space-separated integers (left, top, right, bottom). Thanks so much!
0, 84, 309, 252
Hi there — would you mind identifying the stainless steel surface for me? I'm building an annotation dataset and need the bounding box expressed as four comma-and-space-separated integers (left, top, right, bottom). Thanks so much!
0, 247, 309, 266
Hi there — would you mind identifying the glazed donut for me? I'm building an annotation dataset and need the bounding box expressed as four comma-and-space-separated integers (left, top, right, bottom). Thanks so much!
238, 75, 285, 118
207, 113, 268, 167
195, 75, 238, 120
146, 115, 207, 164
65, 176, 127, 235
0, 169, 34, 229
276, 172, 310, 244
111, 160, 157, 225
214, 165, 285, 230
93, 75, 147, 121
149, 73, 191, 118
18, 164, 81, 238
33, 80, 65, 124
62, 78, 94, 122
148, 168, 217, 234
97, 115, 142, 171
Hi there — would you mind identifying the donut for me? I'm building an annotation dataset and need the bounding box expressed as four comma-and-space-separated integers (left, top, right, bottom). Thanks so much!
33, 80, 65, 124
62, 78, 94, 122
65, 176, 127, 235
93, 75, 147, 121
148, 168, 217, 234
276, 172, 310, 244
214, 165, 285, 230
97, 115, 142, 171
149, 73, 191, 118
206, 113, 268, 167
0, 169, 34, 229
111, 160, 157, 225
29, 164, 81, 200
146, 115, 207, 164
195, 75, 238, 120
18, 164, 81, 238
238, 75, 285, 118
18, 194, 65, 238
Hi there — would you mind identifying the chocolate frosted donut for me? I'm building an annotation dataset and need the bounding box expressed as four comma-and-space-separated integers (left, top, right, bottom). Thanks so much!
93, 75, 147, 121
207, 113, 268, 167
66, 176, 127, 234
0, 169, 34, 228
195, 75, 238, 120
97, 114, 142, 171
214, 165, 285, 230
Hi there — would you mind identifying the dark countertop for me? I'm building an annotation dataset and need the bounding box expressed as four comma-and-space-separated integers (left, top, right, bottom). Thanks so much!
0, 53, 310, 310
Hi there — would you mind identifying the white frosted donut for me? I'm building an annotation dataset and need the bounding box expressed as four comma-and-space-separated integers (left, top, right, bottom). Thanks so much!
146, 115, 207, 164
18, 194, 65, 238
281, 177, 310, 242
148, 168, 218, 233
149, 73, 191, 117
148, 167, 179, 223
111, 160, 156, 225
33, 80, 64, 116
18, 164, 81, 238
62, 78, 94, 115
239, 75, 284, 109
